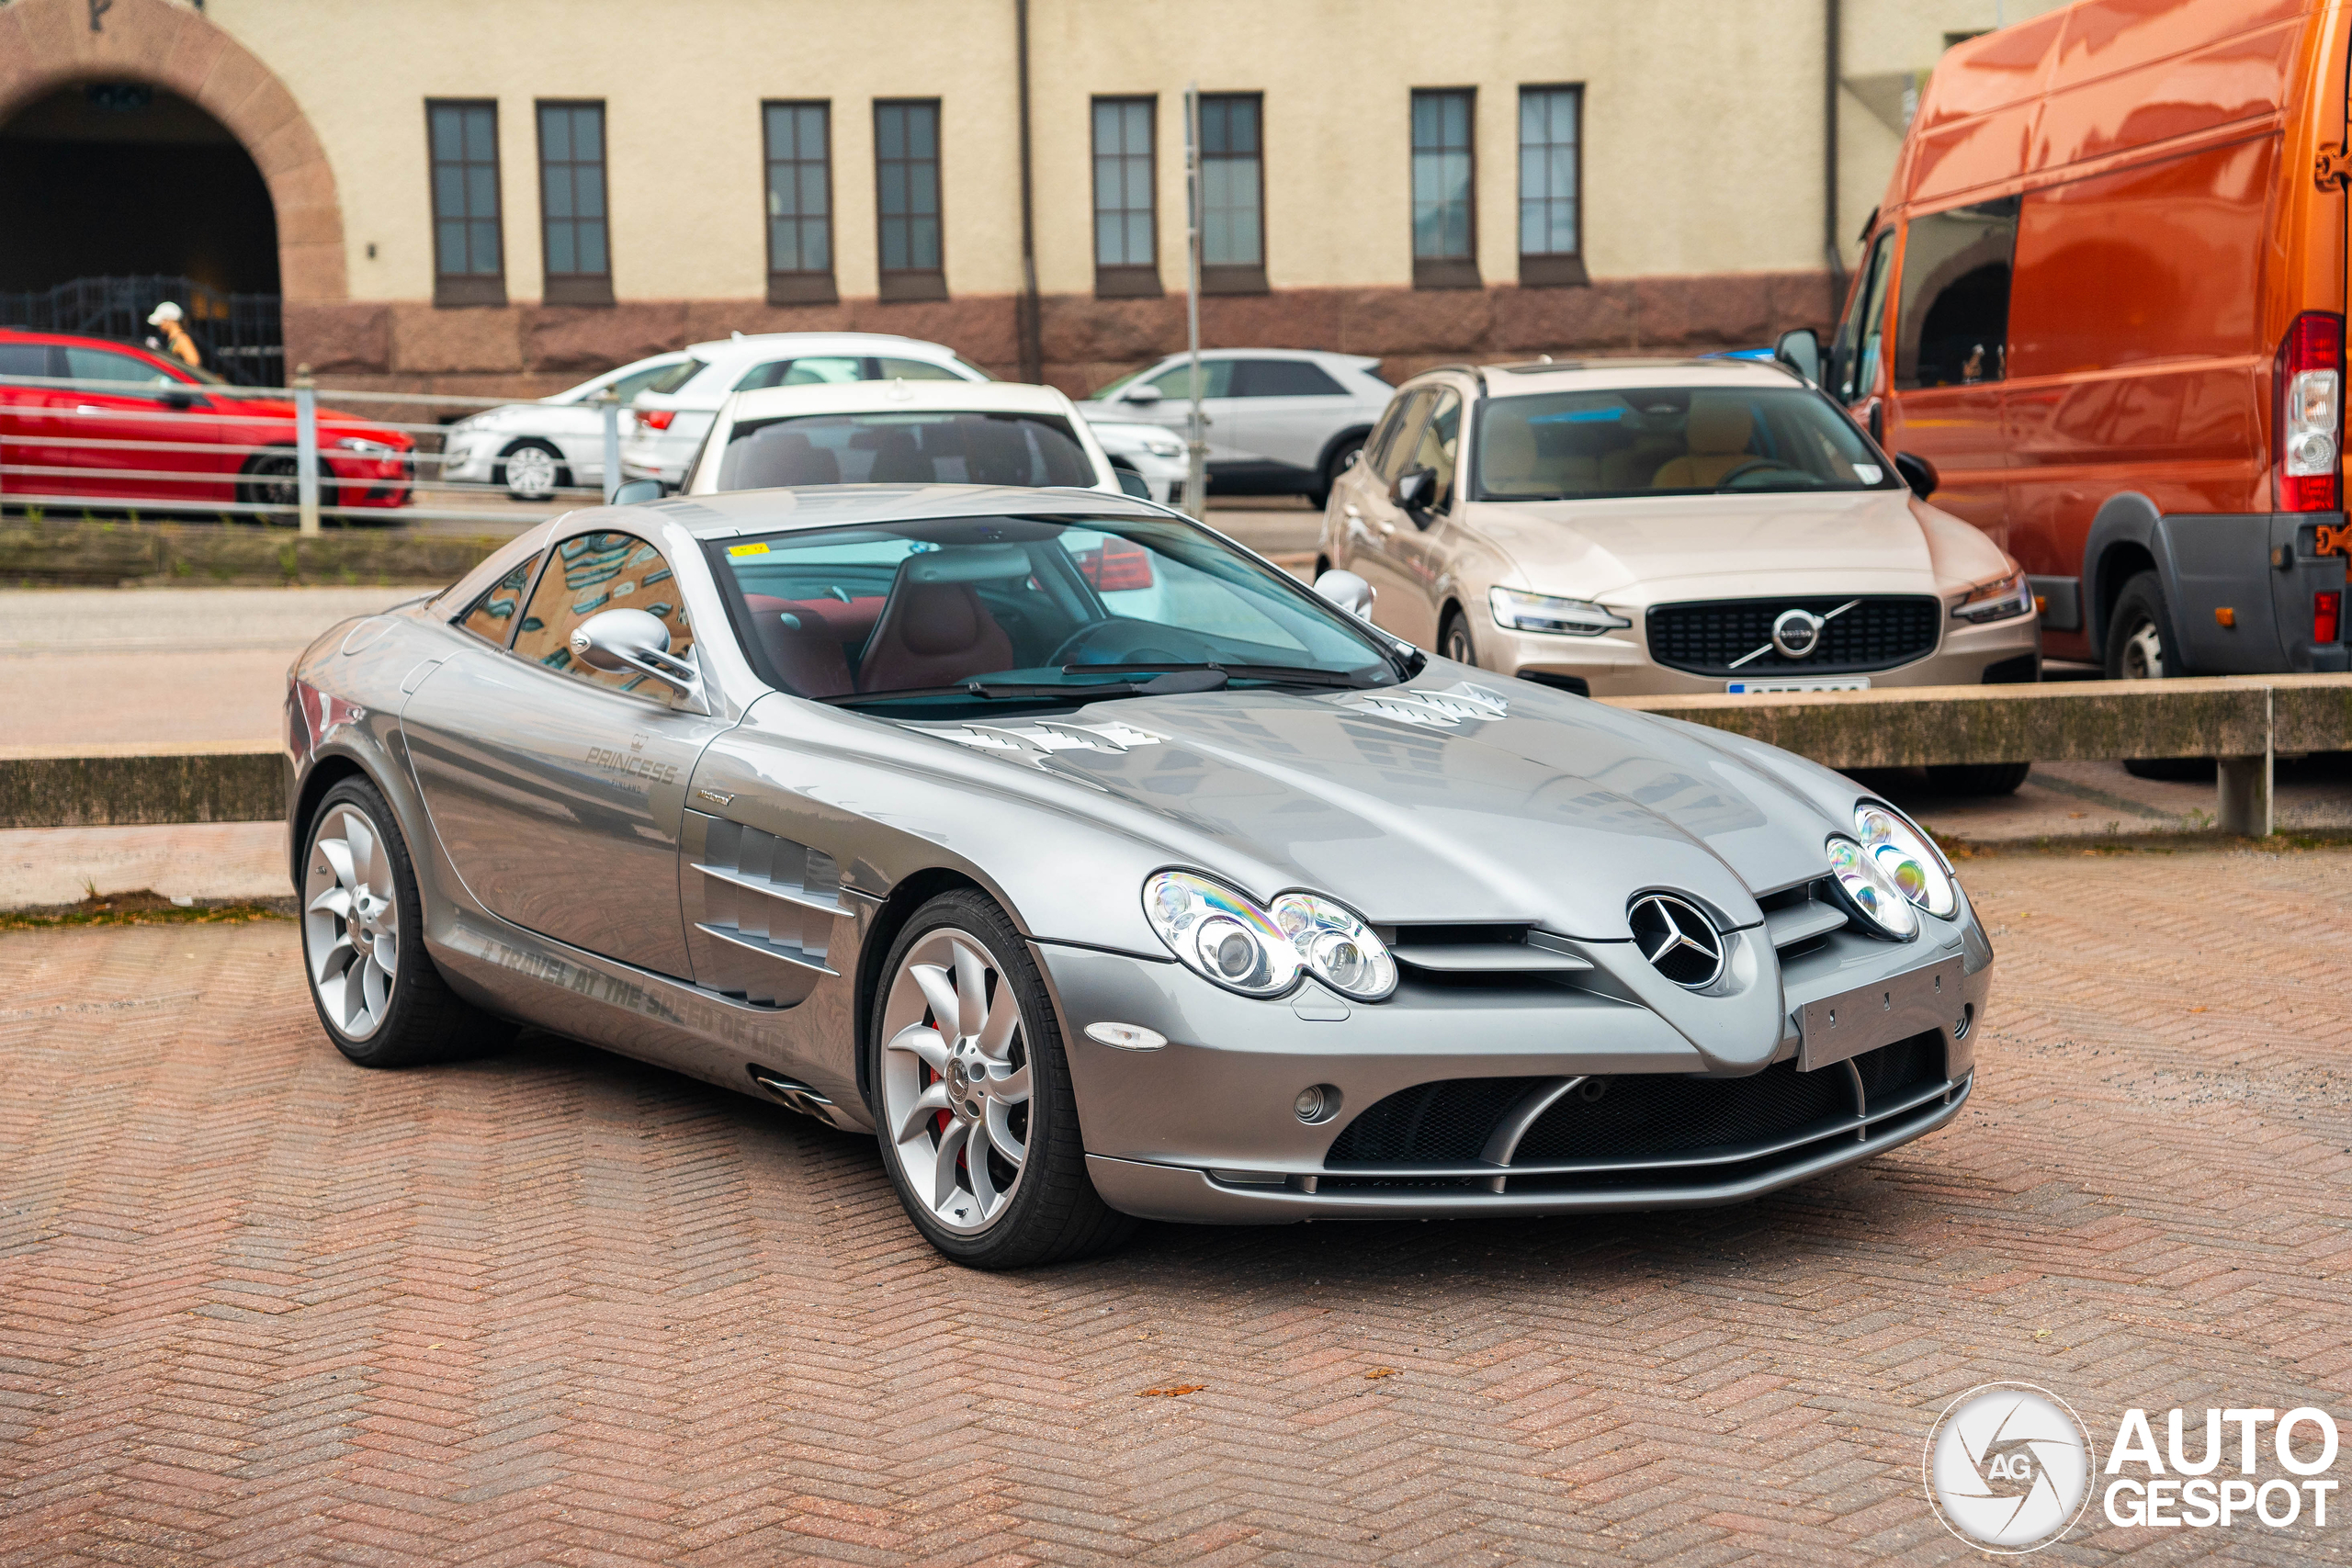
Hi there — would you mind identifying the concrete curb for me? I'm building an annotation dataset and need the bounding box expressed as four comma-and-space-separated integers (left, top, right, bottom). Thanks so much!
0, 519, 507, 587
0, 743, 285, 829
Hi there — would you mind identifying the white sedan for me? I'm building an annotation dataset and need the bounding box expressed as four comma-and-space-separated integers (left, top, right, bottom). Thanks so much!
439, 352, 694, 501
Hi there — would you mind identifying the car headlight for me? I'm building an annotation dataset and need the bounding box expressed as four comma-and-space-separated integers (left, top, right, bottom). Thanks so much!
336, 436, 396, 456
1952, 568, 2032, 623
1143, 871, 1396, 1000
1270, 891, 1396, 1000
1854, 802, 1957, 918
1489, 587, 1632, 637
1824, 835, 1918, 940
1139, 434, 1183, 458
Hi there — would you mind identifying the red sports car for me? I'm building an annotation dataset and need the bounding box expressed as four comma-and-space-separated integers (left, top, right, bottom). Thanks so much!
0, 327, 413, 516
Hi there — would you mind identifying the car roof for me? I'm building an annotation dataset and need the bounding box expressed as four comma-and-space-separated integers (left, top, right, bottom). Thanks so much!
724, 380, 1074, 420
681, 332, 968, 362
624, 482, 1169, 539
1147, 346, 1379, 369
1432, 357, 1806, 397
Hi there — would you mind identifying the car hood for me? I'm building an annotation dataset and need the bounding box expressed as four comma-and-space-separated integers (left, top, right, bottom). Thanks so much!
889, 670, 1853, 940
1470, 488, 1934, 599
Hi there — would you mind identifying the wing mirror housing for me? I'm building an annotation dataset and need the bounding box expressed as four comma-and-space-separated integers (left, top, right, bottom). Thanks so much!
571, 608, 707, 709
611, 478, 665, 505
1893, 451, 1939, 501
1392, 466, 1435, 512
1124, 385, 1162, 405
1313, 569, 1377, 620
1773, 327, 1822, 386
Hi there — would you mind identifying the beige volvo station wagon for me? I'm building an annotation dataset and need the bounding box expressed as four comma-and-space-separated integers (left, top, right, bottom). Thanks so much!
1316, 358, 2043, 792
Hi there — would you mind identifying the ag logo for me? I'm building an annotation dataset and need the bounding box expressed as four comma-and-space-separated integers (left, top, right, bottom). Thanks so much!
1925, 1382, 2096, 1552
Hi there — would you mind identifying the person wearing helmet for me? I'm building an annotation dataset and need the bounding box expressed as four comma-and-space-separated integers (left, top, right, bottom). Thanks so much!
146, 301, 201, 369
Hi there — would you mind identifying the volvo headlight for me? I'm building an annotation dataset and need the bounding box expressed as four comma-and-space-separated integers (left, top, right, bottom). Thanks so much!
1825, 835, 1918, 940
1952, 568, 2033, 624
1489, 587, 1632, 637
1854, 802, 1957, 918
1142, 872, 1396, 1000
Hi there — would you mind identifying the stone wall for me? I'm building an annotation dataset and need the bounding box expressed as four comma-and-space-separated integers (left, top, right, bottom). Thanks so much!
285, 270, 1839, 399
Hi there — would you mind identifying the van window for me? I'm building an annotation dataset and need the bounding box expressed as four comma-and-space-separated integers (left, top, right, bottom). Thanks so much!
1895, 197, 2018, 389
1831, 230, 1895, 403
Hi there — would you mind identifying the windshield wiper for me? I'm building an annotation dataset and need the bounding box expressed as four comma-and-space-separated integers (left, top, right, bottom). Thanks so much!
1057, 660, 1387, 690
820, 670, 1219, 708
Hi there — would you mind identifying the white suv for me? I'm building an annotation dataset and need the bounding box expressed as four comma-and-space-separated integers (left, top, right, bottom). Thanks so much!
1076, 348, 1391, 507
619, 333, 990, 489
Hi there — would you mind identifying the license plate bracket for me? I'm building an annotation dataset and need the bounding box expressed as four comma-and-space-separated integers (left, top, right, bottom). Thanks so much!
1725, 675, 1872, 694
1798, 956, 1964, 1072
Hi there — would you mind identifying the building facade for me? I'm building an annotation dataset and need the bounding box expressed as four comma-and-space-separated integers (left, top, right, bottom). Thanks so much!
0, 0, 2062, 395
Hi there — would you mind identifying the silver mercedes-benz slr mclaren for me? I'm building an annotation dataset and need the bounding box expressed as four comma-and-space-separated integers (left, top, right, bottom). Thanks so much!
285, 483, 1991, 1268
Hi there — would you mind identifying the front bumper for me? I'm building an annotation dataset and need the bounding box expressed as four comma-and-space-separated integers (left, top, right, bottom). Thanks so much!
1498, 608, 2041, 698
1035, 907, 1989, 1224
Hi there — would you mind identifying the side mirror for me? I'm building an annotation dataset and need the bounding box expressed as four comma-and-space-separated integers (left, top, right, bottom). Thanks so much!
1393, 466, 1435, 512
571, 607, 704, 706
612, 478, 665, 505
1893, 451, 1939, 501
1124, 385, 1162, 405
1312, 569, 1377, 619
164, 389, 198, 412
1774, 327, 1822, 386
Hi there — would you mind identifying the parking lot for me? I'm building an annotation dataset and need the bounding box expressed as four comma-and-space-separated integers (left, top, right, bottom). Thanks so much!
3, 842, 2346, 1565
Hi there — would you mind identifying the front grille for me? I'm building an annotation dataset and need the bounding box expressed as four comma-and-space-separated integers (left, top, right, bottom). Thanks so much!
1645, 595, 1940, 677
1323, 1031, 1951, 1185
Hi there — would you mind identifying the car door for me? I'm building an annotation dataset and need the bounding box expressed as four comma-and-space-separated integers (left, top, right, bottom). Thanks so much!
1101, 355, 1247, 463
1221, 357, 1358, 483
45, 344, 226, 504
1370, 386, 1464, 650
1343, 389, 1433, 626
0, 340, 50, 499
399, 528, 736, 979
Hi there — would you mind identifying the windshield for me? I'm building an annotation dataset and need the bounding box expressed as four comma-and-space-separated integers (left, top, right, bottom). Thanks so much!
639, 357, 707, 398
709, 513, 1400, 716
713, 411, 1098, 491
1475, 386, 1897, 501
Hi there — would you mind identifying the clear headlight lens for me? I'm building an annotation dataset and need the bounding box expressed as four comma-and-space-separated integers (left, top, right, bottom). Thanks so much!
1952, 568, 2033, 624
1144, 872, 1301, 997
1139, 434, 1183, 457
1854, 802, 1957, 918
1489, 586, 1633, 637
1271, 892, 1397, 1000
1825, 834, 1918, 940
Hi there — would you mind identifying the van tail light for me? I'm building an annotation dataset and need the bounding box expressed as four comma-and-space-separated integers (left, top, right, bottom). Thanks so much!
637, 409, 676, 432
2317, 590, 2342, 644
2276, 311, 2343, 512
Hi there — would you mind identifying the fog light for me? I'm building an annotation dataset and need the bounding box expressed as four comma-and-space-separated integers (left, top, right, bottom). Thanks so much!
1294, 1084, 1340, 1123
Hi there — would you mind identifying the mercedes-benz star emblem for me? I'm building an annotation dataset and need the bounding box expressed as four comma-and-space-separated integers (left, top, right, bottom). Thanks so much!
1628, 894, 1725, 989
1770, 607, 1825, 660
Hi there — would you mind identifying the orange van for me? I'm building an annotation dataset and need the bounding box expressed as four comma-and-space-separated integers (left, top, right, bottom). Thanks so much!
1784, 0, 2350, 677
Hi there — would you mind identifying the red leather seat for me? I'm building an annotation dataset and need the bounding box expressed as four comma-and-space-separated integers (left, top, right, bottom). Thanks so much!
856, 579, 1015, 693
741, 595, 853, 697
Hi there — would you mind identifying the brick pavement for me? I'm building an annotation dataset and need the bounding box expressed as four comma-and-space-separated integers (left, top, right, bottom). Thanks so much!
2, 846, 2348, 1565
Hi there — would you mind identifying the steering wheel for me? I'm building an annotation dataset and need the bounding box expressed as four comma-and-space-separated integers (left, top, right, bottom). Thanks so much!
1048, 618, 1193, 669
1715, 459, 1819, 491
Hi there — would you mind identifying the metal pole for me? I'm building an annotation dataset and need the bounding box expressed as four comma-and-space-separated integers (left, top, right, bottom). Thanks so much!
293, 364, 321, 536
600, 391, 622, 502
1013, 0, 1045, 384
1183, 81, 1207, 520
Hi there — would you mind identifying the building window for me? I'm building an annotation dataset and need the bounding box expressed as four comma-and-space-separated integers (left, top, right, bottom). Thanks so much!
1091, 96, 1159, 299
874, 99, 944, 301
1410, 88, 1478, 289
428, 99, 503, 307
1517, 85, 1584, 288
1199, 92, 1265, 295
537, 101, 610, 306
763, 101, 835, 304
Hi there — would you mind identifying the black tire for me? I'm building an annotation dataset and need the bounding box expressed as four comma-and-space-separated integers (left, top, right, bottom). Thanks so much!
494, 439, 569, 502
299, 776, 509, 1068
1926, 761, 2033, 795
237, 449, 340, 524
865, 888, 1135, 1269
2105, 570, 2211, 779
1307, 434, 1367, 510
1439, 606, 1479, 669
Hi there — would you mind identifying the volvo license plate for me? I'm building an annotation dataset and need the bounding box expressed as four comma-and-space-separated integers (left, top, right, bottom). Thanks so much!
1798, 956, 1965, 1072
1725, 676, 1871, 694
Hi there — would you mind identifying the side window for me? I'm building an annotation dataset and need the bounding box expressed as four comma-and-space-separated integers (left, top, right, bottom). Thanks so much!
0, 343, 51, 377
1369, 390, 1433, 484
510, 532, 696, 704
1895, 197, 2018, 390
736, 355, 868, 391
876, 356, 967, 381
63, 345, 178, 389
456, 551, 544, 647
605, 361, 684, 402
1405, 388, 1464, 510
1232, 359, 1346, 398
1833, 230, 1895, 403
1137, 358, 1234, 400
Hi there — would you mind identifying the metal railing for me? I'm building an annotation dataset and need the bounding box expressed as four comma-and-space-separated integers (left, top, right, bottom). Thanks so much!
0, 367, 628, 534
0, 276, 283, 388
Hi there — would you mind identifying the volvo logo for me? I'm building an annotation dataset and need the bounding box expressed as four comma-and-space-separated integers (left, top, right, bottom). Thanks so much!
1771, 607, 1825, 660
1628, 894, 1726, 989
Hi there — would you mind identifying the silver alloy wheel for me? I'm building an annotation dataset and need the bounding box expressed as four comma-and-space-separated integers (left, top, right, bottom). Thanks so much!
879, 927, 1032, 1234
2118, 616, 2165, 680
303, 801, 401, 1041
503, 444, 560, 500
